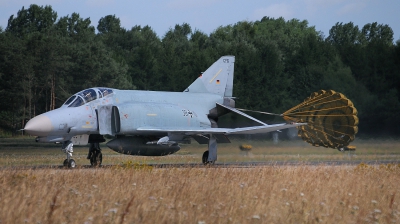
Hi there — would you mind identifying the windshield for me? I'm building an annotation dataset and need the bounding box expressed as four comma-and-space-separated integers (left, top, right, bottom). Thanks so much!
63, 95, 76, 105
63, 88, 114, 108
69, 96, 85, 107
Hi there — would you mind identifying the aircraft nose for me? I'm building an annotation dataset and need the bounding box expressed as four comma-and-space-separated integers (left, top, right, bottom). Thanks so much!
24, 115, 53, 136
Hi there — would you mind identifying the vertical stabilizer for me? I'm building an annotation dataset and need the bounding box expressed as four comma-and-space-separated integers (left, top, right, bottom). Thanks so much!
185, 56, 235, 97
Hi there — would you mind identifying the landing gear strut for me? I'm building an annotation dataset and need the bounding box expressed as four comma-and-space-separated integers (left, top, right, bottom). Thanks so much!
202, 134, 217, 165
87, 142, 102, 166
62, 141, 76, 168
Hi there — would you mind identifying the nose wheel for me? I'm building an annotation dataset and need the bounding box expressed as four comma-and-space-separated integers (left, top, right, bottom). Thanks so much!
62, 141, 76, 168
63, 159, 76, 168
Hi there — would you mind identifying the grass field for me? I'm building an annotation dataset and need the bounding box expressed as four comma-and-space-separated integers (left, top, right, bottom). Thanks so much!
0, 164, 399, 223
0, 137, 399, 166
0, 137, 400, 223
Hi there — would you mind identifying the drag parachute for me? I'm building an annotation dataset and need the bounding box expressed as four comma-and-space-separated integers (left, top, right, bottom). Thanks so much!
283, 90, 358, 149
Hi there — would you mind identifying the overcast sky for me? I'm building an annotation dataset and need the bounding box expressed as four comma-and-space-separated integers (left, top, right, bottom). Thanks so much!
1, 0, 399, 41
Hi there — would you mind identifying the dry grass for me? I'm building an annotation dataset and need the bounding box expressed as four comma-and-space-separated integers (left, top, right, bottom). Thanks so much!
0, 165, 399, 223
1, 138, 400, 222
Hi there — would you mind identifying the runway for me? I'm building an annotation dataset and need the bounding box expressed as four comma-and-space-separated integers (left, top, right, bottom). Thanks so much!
2, 160, 399, 170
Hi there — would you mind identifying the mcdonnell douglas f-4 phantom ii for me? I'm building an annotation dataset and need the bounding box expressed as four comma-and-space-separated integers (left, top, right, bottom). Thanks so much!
24, 56, 305, 168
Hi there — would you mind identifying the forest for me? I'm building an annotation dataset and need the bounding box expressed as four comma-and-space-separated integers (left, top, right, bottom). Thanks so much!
0, 4, 399, 136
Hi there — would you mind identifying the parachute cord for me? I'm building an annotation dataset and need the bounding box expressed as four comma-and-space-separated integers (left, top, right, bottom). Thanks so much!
283, 105, 355, 116
284, 114, 356, 117
300, 126, 349, 147
307, 122, 356, 128
235, 108, 282, 116
300, 97, 351, 109
299, 128, 329, 146
285, 117, 357, 128
236, 107, 355, 117
306, 124, 350, 140
284, 91, 337, 113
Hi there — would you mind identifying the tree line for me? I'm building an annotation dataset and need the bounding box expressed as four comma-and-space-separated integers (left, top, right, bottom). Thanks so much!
0, 4, 399, 136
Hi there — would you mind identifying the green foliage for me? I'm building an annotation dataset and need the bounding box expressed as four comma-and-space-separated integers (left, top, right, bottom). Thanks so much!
327, 22, 400, 134
6, 4, 57, 37
97, 15, 122, 34
0, 5, 399, 135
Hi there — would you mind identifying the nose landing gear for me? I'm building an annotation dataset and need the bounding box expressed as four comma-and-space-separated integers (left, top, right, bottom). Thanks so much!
62, 141, 76, 168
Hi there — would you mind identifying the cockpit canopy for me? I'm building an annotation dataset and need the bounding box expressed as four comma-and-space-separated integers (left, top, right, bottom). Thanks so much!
62, 88, 114, 107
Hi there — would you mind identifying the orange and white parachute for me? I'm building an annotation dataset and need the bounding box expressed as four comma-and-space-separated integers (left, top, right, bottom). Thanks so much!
283, 90, 359, 149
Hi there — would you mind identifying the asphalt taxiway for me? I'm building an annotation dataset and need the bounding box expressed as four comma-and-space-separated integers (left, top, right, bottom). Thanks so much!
1, 160, 399, 170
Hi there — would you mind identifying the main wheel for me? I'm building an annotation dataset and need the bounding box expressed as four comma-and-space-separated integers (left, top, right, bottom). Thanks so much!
63, 159, 68, 167
90, 151, 102, 167
202, 151, 209, 165
68, 159, 76, 168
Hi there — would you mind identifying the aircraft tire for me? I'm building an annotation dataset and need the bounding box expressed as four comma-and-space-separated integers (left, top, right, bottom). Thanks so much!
63, 159, 68, 167
202, 151, 209, 165
90, 151, 102, 167
68, 159, 76, 168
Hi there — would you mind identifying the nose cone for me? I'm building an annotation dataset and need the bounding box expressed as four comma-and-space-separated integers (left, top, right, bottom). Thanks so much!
24, 115, 53, 136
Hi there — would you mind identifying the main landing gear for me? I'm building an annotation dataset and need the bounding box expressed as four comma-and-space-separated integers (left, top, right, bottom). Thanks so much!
202, 135, 217, 165
87, 142, 102, 167
62, 141, 76, 168
202, 151, 214, 165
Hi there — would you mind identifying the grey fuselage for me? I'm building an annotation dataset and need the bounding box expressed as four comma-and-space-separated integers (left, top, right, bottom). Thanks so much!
26, 88, 224, 143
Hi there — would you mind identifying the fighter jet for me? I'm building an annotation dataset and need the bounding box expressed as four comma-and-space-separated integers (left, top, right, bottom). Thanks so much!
24, 56, 305, 168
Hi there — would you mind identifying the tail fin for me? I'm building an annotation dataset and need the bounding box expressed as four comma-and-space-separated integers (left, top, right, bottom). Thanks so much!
184, 55, 235, 97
